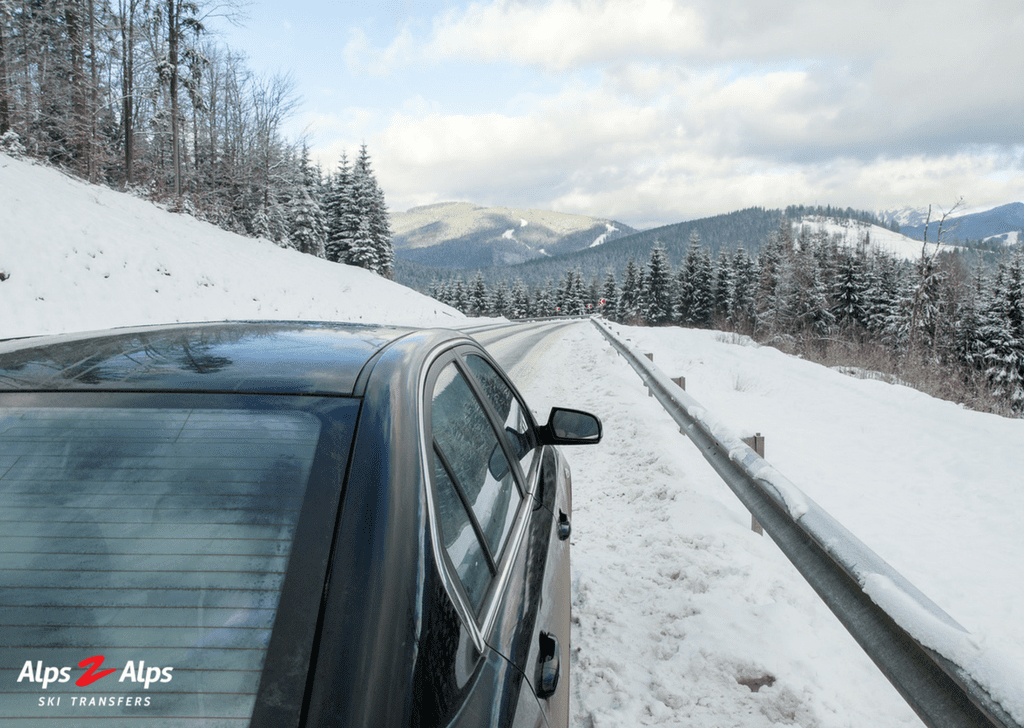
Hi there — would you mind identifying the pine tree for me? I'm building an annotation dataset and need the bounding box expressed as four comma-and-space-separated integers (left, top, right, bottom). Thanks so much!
674, 232, 701, 325
714, 252, 735, 324
468, 273, 489, 317
354, 144, 394, 277
618, 257, 643, 324
322, 145, 393, 276
534, 280, 556, 317
509, 279, 530, 319
600, 270, 618, 320
689, 247, 715, 328
643, 243, 672, 325
557, 268, 586, 315
979, 249, 1024, 409
730, 248, 757, 333
490, 280, 510, 317
831, 250, 869, 332
755, 222, 792, 335
287, 145, 327, 257
452, 278, 468, 313
324, 152, 354, 264
345, 146, 380, 273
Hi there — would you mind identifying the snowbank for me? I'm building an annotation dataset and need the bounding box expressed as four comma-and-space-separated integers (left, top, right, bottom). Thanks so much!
0, 153, 462, 338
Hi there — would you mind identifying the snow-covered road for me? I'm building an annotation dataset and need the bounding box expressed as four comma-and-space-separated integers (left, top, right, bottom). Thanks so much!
485, 320, 1024, 728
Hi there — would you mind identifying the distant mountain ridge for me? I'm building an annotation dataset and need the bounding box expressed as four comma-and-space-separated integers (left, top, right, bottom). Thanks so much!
394, 201, 1020, 291
391, 202, 636, 268
882, 202, 1024, 243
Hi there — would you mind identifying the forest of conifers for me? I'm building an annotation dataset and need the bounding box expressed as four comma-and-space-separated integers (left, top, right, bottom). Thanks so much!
430, 226, 1024, 416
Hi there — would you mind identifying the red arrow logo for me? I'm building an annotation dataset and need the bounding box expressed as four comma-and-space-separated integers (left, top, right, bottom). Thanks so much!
76, 655, 117, 687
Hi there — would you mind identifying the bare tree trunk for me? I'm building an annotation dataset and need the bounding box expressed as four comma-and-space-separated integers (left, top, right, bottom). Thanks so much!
0, 3, 10, 135
88, 0, 97, 181
168, 0, 181, 199
119, 0, 135, 183
66, 0, 88, 172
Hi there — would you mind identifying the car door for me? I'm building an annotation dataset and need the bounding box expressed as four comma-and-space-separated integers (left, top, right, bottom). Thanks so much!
425, 347, 569, 728
458, 350, 570, 728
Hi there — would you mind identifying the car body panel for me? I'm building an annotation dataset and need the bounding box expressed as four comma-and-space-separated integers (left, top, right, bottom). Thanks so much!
0, 322, 589, 728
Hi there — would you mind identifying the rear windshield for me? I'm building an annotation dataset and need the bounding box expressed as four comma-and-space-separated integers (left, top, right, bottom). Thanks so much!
0, 406, 322, 726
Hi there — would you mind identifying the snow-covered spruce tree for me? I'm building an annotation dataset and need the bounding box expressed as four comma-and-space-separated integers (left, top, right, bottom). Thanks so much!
324, 152, 354, 264
509, 279, 531, 319
730, 247, 758, 333
907, 251, 947, 357
755, 222, 792, 336
600, 270, 618, 320
785, 241, 836, 344
978, 248, 1024, 410
287, 145, 327, 257
643, 244, 673, 325
323, 146, 393, 276
865, 256, 902, 339
688, 247, 715, 328
489, 280, 510, 317
618, 257, 643, 324
556, 269, 585, 316
673, 232, 700, 325
468, 273, 489, 317
451, 278, 469, 313
831, 249, 870, 334
345, 146, 382, 273
573, 270, 590, 314
354, 144, 394, 278
714, 252, 735, 324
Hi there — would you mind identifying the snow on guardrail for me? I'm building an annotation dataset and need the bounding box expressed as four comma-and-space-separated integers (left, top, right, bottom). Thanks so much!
592, 317, 1022, 728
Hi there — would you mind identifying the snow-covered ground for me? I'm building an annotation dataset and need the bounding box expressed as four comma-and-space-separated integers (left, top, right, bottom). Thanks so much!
0, 153, 462, 338
4, 152, 1022, 726
795, 216, 963, 261
513, 322, 1024, 728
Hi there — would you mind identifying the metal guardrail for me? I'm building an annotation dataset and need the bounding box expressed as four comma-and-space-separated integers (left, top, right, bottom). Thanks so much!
591, 318, 1020, 728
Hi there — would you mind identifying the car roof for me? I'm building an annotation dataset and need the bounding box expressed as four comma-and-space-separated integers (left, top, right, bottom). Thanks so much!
0, 321, 433, 396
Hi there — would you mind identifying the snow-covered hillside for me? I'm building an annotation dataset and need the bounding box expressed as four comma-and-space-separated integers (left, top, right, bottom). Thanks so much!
0, 153, 462, 339
794, 216, 962, 260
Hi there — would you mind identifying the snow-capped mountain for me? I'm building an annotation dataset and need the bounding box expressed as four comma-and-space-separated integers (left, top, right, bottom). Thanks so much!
391, 202, 636, 268
881, 202, 1024, 244
878, 205, 932, 229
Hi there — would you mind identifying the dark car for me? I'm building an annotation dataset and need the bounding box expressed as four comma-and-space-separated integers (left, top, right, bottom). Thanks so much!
0, 321, 601, 728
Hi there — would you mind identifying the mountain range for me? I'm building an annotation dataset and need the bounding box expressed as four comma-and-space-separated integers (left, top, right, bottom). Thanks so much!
391, 202, 636, 268
888, 202, 1024, 244
393, 200, 1023, 290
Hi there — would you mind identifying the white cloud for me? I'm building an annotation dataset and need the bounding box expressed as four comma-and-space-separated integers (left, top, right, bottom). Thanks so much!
427, 0, 705, 70
362, 69, 1024, 226
321, 0, 1024, 224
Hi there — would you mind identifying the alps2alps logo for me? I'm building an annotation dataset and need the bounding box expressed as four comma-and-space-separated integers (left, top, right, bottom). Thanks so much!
18, 655, 174, 689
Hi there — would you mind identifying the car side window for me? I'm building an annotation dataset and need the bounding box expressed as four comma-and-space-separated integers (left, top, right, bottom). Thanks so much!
463, 354, 537, 480
430, 363, 523, 612
432, 453, 491, 610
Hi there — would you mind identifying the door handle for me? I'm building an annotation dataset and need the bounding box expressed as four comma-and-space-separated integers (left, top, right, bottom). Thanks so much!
557, 510, 571, 540
536, 631, 560, 698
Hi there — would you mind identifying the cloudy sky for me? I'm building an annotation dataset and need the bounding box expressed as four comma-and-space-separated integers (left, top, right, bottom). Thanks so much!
214, 0, 1024, 229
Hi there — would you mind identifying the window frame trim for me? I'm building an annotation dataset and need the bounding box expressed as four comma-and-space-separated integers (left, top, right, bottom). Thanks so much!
418, 343, 543, 650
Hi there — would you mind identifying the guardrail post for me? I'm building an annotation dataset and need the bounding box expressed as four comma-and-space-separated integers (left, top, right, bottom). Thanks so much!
672, 376, 687, 433
742, 434, 765, 535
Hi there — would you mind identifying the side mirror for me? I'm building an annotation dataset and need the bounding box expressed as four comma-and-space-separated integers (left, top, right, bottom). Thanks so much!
540, 408, 602, 445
